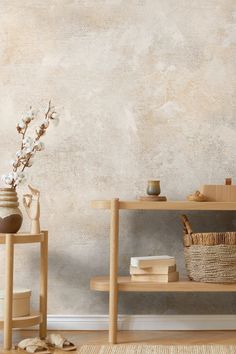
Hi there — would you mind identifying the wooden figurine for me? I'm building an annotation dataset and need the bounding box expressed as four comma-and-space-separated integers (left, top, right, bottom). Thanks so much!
23, 185, 40, 234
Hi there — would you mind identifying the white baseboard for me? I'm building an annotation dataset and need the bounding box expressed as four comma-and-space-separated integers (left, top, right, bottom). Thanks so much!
47, 315, 236, 331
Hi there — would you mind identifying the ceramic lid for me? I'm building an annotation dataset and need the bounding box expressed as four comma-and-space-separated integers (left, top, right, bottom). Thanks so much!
0, 288, 31, 299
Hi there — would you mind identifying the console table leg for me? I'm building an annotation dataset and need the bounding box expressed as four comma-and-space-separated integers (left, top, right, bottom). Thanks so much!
109, 198, 119, 344
4, 234, 14, 350
40, 231, 48, 339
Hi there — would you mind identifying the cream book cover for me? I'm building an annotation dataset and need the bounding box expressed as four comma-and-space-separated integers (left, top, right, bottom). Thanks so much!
131, 255, 175, 268
131, 272, 179, 283
130, 264, 176, 275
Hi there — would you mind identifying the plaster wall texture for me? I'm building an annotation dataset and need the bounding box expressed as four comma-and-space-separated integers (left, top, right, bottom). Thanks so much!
0, 0, 236, 315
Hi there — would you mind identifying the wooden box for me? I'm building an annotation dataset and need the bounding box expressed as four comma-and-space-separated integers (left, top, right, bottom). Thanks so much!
0, 288, 31, 318
201, 179, 236, 202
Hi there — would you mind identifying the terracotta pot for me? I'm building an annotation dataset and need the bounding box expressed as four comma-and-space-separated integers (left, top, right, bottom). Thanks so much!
0, 188, 23, 233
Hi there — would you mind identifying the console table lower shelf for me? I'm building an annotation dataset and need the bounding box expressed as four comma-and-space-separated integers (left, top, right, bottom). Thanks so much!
91, 276, 236, 292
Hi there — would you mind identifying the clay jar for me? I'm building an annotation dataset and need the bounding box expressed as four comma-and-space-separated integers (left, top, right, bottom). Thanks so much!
147, 180, 161, 196
0, 188, 23, 233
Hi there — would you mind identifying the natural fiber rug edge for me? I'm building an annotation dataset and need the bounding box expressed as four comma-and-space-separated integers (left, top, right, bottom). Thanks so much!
79, 344, 236, 354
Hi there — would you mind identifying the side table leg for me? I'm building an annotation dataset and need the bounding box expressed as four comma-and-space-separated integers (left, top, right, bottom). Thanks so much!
4, 234, 14, 350
40, 231, 48, 339
109, 199, 119, 344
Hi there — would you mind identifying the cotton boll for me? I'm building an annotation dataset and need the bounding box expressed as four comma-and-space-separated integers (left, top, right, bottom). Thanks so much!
14, 179, 19, 186
23, 117, 31, 124
18, 121, 26, 129
1, 173, 14, 185
5, 178, 13, 185
35, 141, 45, 151
10, 172, 17, 180
16, 178, 26, 186
14, 171, 26, 186
23, 136, 34, 147
36, 127, 46, 136
23, 141, 35, 154
11, 159, 20, 168
23, 109, 37, 123
1, 174, 7, 183
51, 111, 58, 118
16, 150, 27, 159
16, 151, 22, 158
25, 146, 34, 154
41, 119, 49, 129
16, 172, 25, 180
27, 159, 33, 167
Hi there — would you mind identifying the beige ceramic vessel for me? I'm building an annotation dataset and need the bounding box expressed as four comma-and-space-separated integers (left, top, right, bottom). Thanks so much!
0, 188, 23, 233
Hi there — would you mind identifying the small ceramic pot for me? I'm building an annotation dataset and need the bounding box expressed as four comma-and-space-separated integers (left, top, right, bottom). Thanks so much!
147, 180, 161, 196
0, 188, 23, 233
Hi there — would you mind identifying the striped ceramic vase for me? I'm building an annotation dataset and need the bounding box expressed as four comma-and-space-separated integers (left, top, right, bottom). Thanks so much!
0, 188, 23, 233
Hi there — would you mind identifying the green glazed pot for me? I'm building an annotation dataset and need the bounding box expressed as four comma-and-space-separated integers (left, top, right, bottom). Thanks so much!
147, 180, 161, 196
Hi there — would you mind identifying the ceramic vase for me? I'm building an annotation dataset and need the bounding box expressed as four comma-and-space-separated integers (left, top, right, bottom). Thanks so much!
0, 188, 23, 233
147, 180, 161, 196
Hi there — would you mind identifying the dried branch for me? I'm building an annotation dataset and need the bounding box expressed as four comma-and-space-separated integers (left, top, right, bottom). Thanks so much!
1, 101, 58, 189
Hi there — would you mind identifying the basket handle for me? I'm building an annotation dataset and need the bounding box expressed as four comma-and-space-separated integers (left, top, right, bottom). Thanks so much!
181, 215, 193, 234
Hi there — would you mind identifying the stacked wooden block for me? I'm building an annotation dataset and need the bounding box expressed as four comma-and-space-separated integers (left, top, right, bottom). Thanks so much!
201, 179, 236, 201
130, 256, 179, 282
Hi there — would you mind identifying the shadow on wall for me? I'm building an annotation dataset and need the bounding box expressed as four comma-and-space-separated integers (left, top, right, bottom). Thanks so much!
117, 211, 236, 315
47, 250, 101, 289
119, 291, 236, 315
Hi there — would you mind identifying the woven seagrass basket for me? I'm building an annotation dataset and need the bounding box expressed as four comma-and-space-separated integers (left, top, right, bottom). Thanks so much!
181, 215, 236, 283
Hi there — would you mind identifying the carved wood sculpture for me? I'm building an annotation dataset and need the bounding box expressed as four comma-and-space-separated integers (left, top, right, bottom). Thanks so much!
23, 185, 40, 234
187, 190, 207, 202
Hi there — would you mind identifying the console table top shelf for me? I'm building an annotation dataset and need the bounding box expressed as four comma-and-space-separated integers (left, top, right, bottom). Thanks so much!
91, 200, 236, 211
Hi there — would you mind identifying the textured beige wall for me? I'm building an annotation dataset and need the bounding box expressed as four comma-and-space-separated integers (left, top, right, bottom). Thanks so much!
0, 0, 236, 316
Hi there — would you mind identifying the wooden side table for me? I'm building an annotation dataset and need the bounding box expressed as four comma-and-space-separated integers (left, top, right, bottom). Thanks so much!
0, 231, 48, 350
90, 199, 236, 344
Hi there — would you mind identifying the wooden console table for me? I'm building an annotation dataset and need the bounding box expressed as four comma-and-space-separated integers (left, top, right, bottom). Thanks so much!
90, 199, 236, 344
0, 231, 48, 350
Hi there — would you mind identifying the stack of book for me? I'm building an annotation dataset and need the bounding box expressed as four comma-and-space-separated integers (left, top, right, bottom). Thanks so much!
130, 255, 179, 282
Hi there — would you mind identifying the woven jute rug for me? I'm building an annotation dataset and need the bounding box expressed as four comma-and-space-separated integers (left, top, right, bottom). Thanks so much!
79, 345, 236, 353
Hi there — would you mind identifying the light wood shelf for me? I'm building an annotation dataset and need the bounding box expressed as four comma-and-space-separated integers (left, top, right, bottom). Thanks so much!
90, 198, 236, 344
91, 200, 236, 211
0, 231, 48, 350
91, 276, 236, 292
0, 313, 41, 329
0, 233, 43, 244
